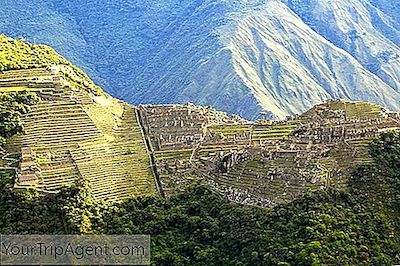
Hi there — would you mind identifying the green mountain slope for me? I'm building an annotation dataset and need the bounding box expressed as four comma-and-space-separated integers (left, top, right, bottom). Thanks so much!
1, 0, 399, 119
0, 35, 157, 201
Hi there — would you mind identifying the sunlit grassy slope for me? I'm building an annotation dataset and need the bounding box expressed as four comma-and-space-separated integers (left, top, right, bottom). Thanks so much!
0, 35, 157, 201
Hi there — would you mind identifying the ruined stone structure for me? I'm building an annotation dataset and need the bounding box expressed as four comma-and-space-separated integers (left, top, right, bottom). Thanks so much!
139, 103, 242, 151
17, 147, 40, 184
139, 99, 400, 207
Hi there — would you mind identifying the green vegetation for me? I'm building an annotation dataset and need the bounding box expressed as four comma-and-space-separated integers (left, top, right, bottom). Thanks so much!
208, 124, 297, 141
0, 91, 39, 148
0, 35, 102, 95
155, 149, 194, 160
210, 124, 252, 137
369, 131, 400, 177
0, 35, 154, 200
0, 86, 38, 92
0, 132, 399, 265
301, 100, 386, 121
344, 101, 384, 119
0, 35, 67, 71
258, 124, 295, 140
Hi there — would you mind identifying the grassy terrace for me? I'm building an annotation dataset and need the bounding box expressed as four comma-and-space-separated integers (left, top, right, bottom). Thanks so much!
208, 123, 297, 141
198, 145, 244, 153
0, 68, 54, 92
10, 101, 102, 151
253, 124, 297, 141
0, 86, 40, 92
3, 67, 157, 201
301, 100, 386, 121
155, 149, 193, 160
0, 68, 51, 77
344, 101, 384, 119
209, 124, 252, 136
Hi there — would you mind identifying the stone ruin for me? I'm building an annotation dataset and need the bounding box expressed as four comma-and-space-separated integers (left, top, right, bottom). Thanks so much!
17, 147, 40, 184
139, 99, 400, 207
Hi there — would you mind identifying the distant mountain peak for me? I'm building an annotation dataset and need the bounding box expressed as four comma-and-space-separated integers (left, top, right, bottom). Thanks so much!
1, 0, 398, 119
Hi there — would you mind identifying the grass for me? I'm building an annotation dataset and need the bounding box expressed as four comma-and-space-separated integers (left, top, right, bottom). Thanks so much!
36, 154, 52, 165
155, 150, 193, 160
9, 98, 157, 201
345, 102, 383, 119
0, 86, 40, 92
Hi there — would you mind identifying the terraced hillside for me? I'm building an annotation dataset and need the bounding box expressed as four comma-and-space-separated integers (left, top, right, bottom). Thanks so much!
1, 35, 399, 208
0, 36, 156, 201
2, 67, 157, 201
140, 100, 400, 207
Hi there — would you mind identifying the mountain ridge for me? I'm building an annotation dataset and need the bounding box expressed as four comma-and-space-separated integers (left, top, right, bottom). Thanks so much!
0, 0, 398, 119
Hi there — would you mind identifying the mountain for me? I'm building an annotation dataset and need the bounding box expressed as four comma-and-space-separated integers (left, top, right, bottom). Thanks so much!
0, 35, 157, 201
284, 0, 400, 94
0, 0, 399, 119
2, 34, 399, 207
0, 35, 399, 265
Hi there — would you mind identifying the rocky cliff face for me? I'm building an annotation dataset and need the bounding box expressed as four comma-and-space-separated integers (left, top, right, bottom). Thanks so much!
1, 0, 398, 119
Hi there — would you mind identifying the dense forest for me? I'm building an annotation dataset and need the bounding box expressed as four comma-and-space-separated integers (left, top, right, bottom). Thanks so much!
0, 128, 399, 265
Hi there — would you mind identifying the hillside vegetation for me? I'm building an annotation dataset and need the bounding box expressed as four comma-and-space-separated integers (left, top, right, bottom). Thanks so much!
0, 132, 399, 265
0, 0, 399, 118
0, 91, 38, 148
0, 35, 156, 201
0, 35, 101, 95
0, 34, 67, 71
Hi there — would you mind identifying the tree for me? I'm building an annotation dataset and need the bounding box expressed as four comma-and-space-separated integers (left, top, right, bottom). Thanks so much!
369, 131, 400, 177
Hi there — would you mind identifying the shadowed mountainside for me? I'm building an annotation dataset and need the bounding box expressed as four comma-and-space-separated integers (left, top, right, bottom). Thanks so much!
0, 0, 399, 119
